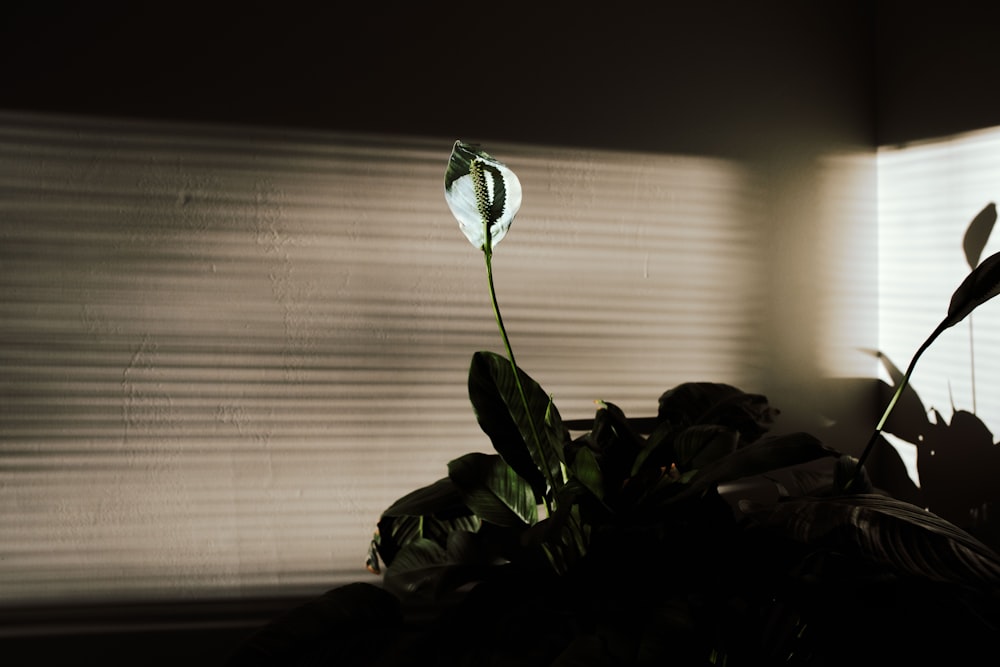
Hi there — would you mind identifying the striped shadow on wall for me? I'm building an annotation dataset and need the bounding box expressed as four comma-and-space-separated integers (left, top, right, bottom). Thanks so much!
0, 111, 764, 606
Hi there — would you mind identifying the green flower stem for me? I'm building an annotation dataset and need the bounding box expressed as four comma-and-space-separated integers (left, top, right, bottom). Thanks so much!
849, 335, 935, 491
970, 314, 977, 413
483, 242, 555, 513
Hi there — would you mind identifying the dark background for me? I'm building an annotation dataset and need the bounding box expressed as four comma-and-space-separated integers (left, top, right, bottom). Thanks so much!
2, 1, 878, 156
5, 2, 999, 153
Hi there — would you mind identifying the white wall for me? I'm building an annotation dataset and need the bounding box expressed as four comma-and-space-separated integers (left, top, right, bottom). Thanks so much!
0, 119, 877, 606
0, 3, 879, 606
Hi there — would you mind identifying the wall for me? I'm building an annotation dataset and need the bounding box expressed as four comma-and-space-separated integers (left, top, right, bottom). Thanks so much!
1, 117, 785, 605
0, 2, 879, 663
876, 0, 1000, 145
2, 3, 876, 158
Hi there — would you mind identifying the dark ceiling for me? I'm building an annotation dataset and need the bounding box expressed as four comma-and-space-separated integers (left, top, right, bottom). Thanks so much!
0, 2, 876, 156
2, 2, 998, 151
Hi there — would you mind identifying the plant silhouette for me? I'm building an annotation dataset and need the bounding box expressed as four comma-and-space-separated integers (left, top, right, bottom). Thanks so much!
866, 351, 1000, 552
843, 203, 1000, 551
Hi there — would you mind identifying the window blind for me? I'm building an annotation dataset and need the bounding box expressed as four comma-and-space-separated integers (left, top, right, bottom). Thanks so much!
0, 111, 767, 606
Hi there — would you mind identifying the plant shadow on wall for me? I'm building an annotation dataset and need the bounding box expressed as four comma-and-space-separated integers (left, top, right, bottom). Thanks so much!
828, 203, 1000, 554
228, 146, 1000, 666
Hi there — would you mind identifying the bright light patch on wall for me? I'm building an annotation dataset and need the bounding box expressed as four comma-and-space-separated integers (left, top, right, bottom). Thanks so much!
0, 112, 765, 606
814, 152, 879, 379
878, 126, 1000, 483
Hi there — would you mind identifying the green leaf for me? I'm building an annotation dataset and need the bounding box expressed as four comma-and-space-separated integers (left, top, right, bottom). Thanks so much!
963, 202, 997, 269
747, 493, 1000, 589
657, 382, 777, 444
378, 509, 479, 551
375, 477, 479, 568
570, 445, 604, 500
381, 476, 470, 519
544, 395, 572, 470
522, 487, 591, 575
889, 248, 1000, 405
382, 531, 493, 599
672, 424, 739, 472
943, 248, 1000, 330
375, 512, 481, 570
658, 432, 839, 506
630, 419, 675, 477
468, 350, 567, 501
587, 401, 645, 488
448, 452, 538, 528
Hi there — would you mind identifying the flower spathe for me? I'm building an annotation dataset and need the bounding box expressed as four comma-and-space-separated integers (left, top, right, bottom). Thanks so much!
444, 140, 522, 250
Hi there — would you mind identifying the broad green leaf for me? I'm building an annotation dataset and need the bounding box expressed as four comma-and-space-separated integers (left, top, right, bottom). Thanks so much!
570, 445, 604, 500
630, 420, 675, 477
528, 499, 590, 576
468, 350, 567, 500
544, 395, 571, 470
375, 512, 481, 570
381, 476, 470, 519
943, 248, 1000, 331
657, 382, 777, 445
963, 202, 997, 269
381, 538, 447, 597
747, 493, 1000, 589
586, 401, 644, 488
672, 424, 739, 472
378, 508, 479, 547
375, 476, 479, 568
448, 452, 538, 528
382, 531, 493, 599
656, 432, 839, 506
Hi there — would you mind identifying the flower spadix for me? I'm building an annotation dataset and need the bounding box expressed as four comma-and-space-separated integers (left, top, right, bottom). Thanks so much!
444, 140, 522, 250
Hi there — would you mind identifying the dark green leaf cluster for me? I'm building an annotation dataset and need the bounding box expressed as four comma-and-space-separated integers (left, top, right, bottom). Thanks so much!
371, 352, 882, 597
360, 349, 1000, 664
347, 202, 1000, 665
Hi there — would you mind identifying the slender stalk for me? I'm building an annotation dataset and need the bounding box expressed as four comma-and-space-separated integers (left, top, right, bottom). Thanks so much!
849, 324, 943, 490
483, 238, 555, 512
469, 156, 555, 509
969, 314, 977, 413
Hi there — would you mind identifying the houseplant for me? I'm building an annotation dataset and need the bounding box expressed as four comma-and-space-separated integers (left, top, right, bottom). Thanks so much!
229, 143, 1000, 666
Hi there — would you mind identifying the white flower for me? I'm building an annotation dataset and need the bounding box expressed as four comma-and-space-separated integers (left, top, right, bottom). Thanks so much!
444, 141, 522, 250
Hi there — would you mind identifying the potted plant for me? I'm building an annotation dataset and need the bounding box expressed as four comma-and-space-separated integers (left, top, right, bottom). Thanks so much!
229, 143, 1000, 667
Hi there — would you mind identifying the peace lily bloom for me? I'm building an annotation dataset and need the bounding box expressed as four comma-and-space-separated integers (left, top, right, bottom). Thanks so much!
444, 140, 551, 506
444, 140, 522, 251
